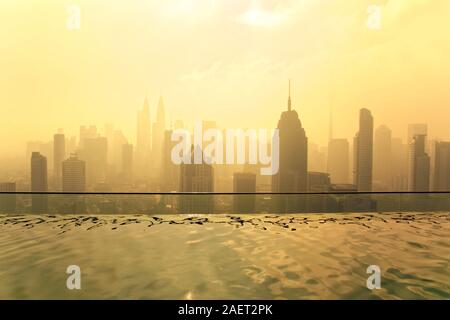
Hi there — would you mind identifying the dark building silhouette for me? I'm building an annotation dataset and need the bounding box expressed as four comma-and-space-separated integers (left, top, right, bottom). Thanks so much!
162, 129, 180, 192
62, 154, 86, 192
53, 132, 66, 190
272, 81, 308, 212
327, 138, 349, 184
179, 146, 214, 213
0, 182, 16, 213
79, 137, 107, 187
121, 143, 133, 184
433, 141, 450, 191
408, 134, 430, 192
31, 152, 48, 213
152, 96, 166, 179
373, 125, 392, 191
353, 108, 373, 191
233, 172, 256, 213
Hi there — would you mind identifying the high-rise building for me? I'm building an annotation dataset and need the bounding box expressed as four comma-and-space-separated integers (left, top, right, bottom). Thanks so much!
233, 172, 256, 213
31, 152, 48, 213
353, 108, 373, 192
136, 97, 151, 176
0, 182, 16, 213
327, 139, 349, 184
408, 134, 430, 192
433, 141, 450, 191
152, 96, 166, 177
62, 155, 86, 192
121, 143, 133, 184
407, 124, 428, 145
79, 137, 107, 187
391, 137, 408, 191
53, 131, 66, 190
179, 146, 214, 213
272, 81, 308, 212
162, 129, 179, 192
373, 125, 392, 191
79, 125, 98, 149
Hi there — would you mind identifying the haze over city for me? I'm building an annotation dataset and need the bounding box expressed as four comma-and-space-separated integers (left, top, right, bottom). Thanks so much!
1, 0, 450, 158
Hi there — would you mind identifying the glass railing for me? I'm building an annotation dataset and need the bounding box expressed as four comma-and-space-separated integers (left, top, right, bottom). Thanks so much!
0, 192, 449, 214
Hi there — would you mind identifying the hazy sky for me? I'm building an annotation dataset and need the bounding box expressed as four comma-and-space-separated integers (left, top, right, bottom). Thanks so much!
1, 0, 449, 156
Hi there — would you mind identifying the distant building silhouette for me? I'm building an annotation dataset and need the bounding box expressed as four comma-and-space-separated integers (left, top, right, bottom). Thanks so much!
179, 146, 214, 213
162, 129, 180, 192
152, 96, 166, 179
353, 108, 373, 192
79, 125, 98, 149
433, 141, 450, 191
327, 139, 349, 184
121, 143, 133, 184
272, 81, 308, 212
136, 97, 151, 177
373, 125, 392, 191
79, 137, 107, 187
407, 124, 428, 188
233, 172, 256, 213
408, 134, 430, 192
62, 154, 86, 192
407, 124, 428, 145
0, 182, 16, 213
53, 132, 66, 190
391, 137, 408, 191
31, 152, 48, 213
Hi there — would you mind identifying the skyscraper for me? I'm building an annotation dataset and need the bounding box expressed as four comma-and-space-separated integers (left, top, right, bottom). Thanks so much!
152, 96, 166, 177
391, 137, 408, 191
31, 152, 48, 213
79, 125, 98, 149
79, 137, 107, 187
407, 124, 428, 145
272, 81, 308, 212
373, 125, 392, 191
136, 97, 151, 176
121, 143, 133, 184
62, 155, 86, 192
162, 129, 179, 192
179, 146, 214, 214
53, 131, 66, 190
408, 134, 430, 192
353, 108, 373, 192
233, 172, 256, 213
433, 141, 450, 191
327, 138, 349, 184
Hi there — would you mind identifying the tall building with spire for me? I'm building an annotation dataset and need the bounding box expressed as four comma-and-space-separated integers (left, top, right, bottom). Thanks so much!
152, 96, 166, 180
353, 108, 374, 192
272, 81, 308, 212
136, 97, 151, 177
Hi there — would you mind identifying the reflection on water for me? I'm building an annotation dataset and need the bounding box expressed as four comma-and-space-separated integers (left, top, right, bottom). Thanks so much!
0, 212, 449, 299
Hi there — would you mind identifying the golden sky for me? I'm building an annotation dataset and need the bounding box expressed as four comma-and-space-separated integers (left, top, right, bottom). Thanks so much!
1, 0, 449, 156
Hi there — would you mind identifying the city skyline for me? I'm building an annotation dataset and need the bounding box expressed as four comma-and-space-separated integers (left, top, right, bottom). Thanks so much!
1, 0, 450, 155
